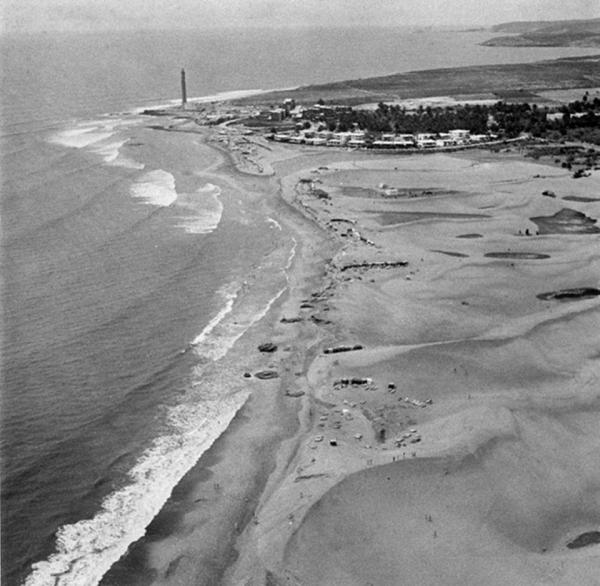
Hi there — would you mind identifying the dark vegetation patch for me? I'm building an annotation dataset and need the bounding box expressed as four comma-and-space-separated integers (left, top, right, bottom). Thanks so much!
485, 252, 551, 259
530, 208, 600, 234
537, 288, 600, 301
430, 250, 470, 258
562, 195, 600, 202
566, 531, 600, 549
525, 144, 600, 171
375, 211, 489, 225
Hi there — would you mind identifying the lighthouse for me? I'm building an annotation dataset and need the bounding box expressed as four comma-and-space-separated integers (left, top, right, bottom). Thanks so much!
181, 68, 187, 108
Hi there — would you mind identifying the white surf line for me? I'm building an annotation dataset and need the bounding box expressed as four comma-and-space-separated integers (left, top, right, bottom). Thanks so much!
24, 391, 251, 586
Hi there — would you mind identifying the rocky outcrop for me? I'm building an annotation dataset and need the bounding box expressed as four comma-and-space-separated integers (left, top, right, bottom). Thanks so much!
254, 370, 279, 380
258, 342, 278, 353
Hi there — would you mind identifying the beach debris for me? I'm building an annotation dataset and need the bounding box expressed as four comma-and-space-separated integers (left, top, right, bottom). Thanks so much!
388, 382, 396, 390
300, 303, 314, 309
324, 344, 363, 354
285, 389, 305, 398
329, 439, 338, 446
243, 372, 252, 378
354, 433, 363, 440
314, 435, 324, 443
542, 190, 556, 198
258, 342, 278, 353
254, 370, 279, 380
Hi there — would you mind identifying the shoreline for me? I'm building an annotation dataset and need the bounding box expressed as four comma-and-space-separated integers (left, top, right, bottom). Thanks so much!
206, 123, 600, 584
96, 117, 341, 585
33, 94, 600, 585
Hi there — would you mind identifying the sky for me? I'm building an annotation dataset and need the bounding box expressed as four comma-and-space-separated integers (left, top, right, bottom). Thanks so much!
2, 0, 599, 34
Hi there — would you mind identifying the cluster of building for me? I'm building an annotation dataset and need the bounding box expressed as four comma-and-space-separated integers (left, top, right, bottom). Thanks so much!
261, 100, 354, 122
268, 128, 496, 149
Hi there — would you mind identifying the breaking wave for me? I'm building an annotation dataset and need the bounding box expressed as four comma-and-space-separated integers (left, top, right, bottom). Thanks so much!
24, 390, 250, 586
176, 183, 223, 234
192, 280, 286, 363
130, 169, 178, 207
48, 117, 144, 169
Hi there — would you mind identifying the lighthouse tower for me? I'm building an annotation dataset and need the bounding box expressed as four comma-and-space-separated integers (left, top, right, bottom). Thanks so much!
180, 68, 187, 108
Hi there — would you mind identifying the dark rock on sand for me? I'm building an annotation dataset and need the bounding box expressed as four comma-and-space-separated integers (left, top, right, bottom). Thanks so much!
311, 315, 333, 325
281, 316, 303, 323
258, 342, 278, 353
537, 288, 600, 302
324, 344, 363, 354
254, 370, 279, 380
530, 208, 600, 235
566, 531, 600, 549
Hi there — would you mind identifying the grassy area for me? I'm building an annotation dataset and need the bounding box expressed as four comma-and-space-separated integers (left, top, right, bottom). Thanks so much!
234, 55, 600, 107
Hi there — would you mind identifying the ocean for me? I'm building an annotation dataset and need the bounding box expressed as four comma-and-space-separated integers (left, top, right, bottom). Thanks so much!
1, 26, 598, 585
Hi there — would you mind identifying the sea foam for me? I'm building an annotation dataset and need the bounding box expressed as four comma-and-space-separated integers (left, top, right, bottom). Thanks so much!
49, 118, 145, 169
176, 183, 224, 234
24, 275, 289, 585
130, 170, 178, 207
50, 127, 115, 149
193, 283, 287, 362
23, 391, 250, 586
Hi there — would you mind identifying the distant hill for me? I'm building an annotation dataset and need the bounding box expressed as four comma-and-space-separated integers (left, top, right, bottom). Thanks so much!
483, 18, 600, 47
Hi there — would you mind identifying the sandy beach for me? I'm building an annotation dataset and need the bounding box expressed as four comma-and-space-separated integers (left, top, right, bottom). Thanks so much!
109, 113, 600, 586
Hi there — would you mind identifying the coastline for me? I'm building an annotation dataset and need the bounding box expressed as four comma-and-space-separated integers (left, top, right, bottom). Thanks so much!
201, 121, 600, 584
20, 88, 600, 584
5, 27, 600, 585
